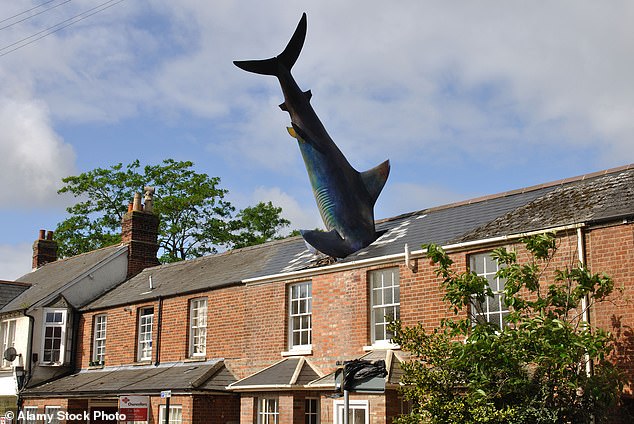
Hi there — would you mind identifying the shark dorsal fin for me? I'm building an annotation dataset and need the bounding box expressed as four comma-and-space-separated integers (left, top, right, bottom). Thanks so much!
360, 160, 390, 205
304, 90, 312, 101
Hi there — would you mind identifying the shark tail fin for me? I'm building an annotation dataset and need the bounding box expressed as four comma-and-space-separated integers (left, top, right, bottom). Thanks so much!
360, 160, 390, 205
233, 13, 307, 76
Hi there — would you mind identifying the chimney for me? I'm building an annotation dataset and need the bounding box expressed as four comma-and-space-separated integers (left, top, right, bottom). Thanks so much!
32, 230, 58, 269
121, 187, 160, 278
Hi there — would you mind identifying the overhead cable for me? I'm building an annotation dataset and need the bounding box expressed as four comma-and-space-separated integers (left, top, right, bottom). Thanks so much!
0, 0, 126, 58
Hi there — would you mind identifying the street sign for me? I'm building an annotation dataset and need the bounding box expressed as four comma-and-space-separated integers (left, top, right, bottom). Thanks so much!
160, 390, 172, 398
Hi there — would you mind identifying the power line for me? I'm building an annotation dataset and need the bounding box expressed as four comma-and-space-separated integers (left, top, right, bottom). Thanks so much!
0, 0, 59, 25
0, 0, 126, 58
0, 0, 72, 32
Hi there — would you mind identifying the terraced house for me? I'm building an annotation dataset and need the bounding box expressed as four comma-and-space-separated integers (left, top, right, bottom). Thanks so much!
11, 165, 634, 423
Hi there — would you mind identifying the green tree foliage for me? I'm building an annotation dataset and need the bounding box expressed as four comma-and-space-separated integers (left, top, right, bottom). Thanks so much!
391, 233, 623, 424
55, 159, 290, 261
230, 201, 291, 249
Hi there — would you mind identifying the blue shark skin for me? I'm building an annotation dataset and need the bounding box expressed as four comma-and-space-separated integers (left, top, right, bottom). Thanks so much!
234, 13, 390, 258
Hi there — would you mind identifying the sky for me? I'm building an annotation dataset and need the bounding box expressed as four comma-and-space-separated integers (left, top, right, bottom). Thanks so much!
1, 0, 633, 280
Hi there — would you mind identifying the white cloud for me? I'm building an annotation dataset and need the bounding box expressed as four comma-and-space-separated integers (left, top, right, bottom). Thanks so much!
0, 75, 76, 208
250, 186, 322, 234
0, 243, 32, 280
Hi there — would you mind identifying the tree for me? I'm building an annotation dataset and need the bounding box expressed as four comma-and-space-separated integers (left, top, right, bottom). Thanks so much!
230, 201, 291, 249
55, 159, 290, 261
391, 233, 623, 424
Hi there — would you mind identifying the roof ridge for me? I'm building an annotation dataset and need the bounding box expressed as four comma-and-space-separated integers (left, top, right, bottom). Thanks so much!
376, 163, 634, 224
30, 243, 126, 271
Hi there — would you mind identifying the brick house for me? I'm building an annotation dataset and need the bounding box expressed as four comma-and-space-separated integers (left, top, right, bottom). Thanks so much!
0, 192, 160, 419
17, 165, 634, 423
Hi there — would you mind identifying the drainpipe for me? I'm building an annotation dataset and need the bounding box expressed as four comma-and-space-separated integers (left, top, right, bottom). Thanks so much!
577, 227, 593, 377
155, 297, 163, 366
17, 309, 36, 411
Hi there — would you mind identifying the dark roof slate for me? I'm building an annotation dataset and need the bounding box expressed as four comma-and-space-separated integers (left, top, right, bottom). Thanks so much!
1, 245, 127, 313
22, 360, 235, 397
0, 281, 31, 309
457, 168, 634, 242
84, 165, 634, 310
228, 357, 321, 390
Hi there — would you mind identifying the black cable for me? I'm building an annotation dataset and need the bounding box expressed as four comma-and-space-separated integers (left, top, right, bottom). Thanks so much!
0, 1, 72, 32
0, 0, 126, 58
0, 0, 59, 25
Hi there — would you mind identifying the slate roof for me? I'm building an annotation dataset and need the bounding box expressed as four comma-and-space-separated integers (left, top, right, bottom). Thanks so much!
21, 360, 235, 397
457, 167, 634, 242
0, 281, 31, 309
1, 244, 127, 313
83, 165, 634, 310
228, 357, 322, 391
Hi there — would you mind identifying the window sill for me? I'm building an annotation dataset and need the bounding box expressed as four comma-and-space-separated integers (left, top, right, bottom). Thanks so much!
133, 360, 153, 366
39, 362, 64, 367
281, 348, 312, 357
88, 364, 104, 370
363, 342, 400, 351
184, 356, 207, 362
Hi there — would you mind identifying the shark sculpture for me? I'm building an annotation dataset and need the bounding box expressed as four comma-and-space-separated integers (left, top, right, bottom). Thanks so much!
234, 13, 390, 258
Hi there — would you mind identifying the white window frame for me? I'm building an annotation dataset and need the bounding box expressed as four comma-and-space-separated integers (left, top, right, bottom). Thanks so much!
288, 281, 312, 351
469, 252, 509, 328
23, 406, 38, 424
137, 307, 154, 362
45, 406, 61, 424
189, 298, 207, 357
92, 314, 107, 364
1, 319, 17, 368
257, 397, 279, 424
305, 397, 320, 424
41, 309, 67, 365
159, 404, 183, 424
333, 399, 369, 424
369, 268, 400, 346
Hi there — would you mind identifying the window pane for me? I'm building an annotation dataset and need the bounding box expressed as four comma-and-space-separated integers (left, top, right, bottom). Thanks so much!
289, 282, 312, 348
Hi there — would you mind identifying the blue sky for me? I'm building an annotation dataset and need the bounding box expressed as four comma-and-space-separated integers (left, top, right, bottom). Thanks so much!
1, 1, 633, 279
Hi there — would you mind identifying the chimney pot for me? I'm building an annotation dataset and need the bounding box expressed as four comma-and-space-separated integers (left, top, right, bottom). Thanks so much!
133, 193, 142, 211
39, 229, 46, 240
128, 203, 133, 213
46, 230, 54, 240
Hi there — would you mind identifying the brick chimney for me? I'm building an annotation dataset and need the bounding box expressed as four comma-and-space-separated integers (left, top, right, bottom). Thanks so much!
32, 230, 58, 269
121, 187, 160, 278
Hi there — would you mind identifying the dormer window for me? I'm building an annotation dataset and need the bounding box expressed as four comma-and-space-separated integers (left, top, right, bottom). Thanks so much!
42, 309, 67, 365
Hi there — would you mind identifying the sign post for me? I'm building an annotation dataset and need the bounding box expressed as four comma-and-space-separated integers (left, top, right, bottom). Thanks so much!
335, 360, 387, 423
161, 390, 172, 424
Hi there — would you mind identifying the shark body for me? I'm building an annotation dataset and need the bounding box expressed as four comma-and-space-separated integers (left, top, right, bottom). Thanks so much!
234, 13, 390, 258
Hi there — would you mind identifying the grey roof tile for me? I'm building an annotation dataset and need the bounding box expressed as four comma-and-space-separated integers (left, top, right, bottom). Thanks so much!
22, 360, 235, 396
228, 358, 321, 390
0, 281, 31, 309
1, 245, 127, 313
85, 166, 634, 310
457, 168, 634, 242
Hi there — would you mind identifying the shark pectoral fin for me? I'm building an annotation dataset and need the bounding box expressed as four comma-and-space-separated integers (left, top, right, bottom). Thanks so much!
360, 159, 390, 205
301, 229, 352, 258
290, 123, 325, 153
